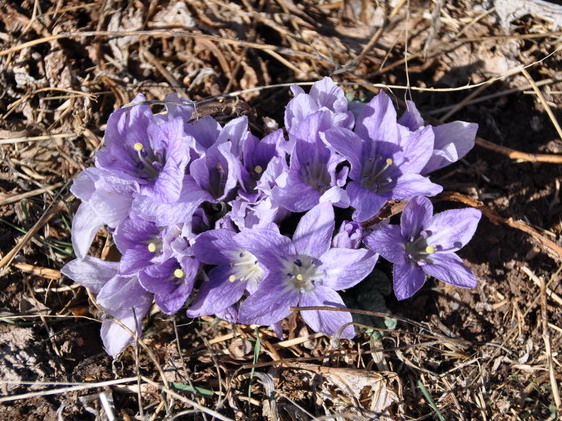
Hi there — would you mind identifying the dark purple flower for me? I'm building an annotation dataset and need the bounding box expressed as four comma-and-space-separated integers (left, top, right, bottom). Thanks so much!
96, 94, 192, 203
364, 196, 481, 300
187, 229, 266, 319
114, 216, 199, 314
139, 256, 198, 314
398, 100, 478, 174
236, 203, 378, 338
189, 141, 242, 201
324, 91, 442, 222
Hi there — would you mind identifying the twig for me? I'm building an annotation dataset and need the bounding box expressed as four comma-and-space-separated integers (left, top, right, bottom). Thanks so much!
521, 68, 562, 142
0, 377, 139, 403
436, 192, 562, 260
141, 376, 234, 421
0, 182, 64, 206
0, 133, 77, 145
475, 137, 562, 164
521, 266, 562, 412
0, 196, 72, 276
14, 263, 62, 280
521, 266, 562, 307
0, 30, 322, 62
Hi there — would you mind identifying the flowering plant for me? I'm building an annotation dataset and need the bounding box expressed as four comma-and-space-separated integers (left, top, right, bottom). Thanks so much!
62, 78, 481, 355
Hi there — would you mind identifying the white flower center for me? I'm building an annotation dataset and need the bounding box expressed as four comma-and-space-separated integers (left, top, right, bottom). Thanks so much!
284, 254, 324, 294
229, 250, 264, 285
405, 231, 435, 264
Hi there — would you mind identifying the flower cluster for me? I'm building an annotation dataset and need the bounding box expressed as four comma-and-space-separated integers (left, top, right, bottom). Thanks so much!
62, 78, 481, 355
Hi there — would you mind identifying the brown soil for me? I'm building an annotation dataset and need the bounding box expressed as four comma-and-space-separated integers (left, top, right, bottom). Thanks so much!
1, 0, 561, 419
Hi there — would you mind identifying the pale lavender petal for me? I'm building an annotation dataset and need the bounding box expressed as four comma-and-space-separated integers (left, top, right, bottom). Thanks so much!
100, 295, 152, 356
271, 172, 322, 212
61, 257, 119, 294
299, 287, 355, 339
234, 228, 295, 271
393, 262, 426, 300
120, 246, 154, 275
285, 94, 318, 135
145, 117, 190, 203
293, 203, 334, 258
320, 248, 378, 290
422, 121, 478, 174
347, 181, 387, 223
425, 208, 481, 251
192, 229, 238, 265
319, 186, 350, 208
398, 100, 424, 130
355, 90, 398, 145
392, 173, 443, 200
97, 274, 147, 311
363, 225, 406, 264
401, 196, 433, 239
398, 125, 434, 174
322, 127, 364, 179
217, 116, 249, 152
185, 116, 221, 152
71, 203, 105, 260
238, 275, 299, 326
186, 265, 247, 317
309, 76, 347, 112
422, 253, 477, 288
133, 176, 211, 226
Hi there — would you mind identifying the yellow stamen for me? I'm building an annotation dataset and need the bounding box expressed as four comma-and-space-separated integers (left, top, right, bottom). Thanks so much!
296, 274, 304, 281
254, 165, 263, 174
425, 246, 435, 254
147, 242, 157, 253
133, 142, 144, 151
228, 275, 237, 282
174, 269, 185, 278
385, 158, 393, 166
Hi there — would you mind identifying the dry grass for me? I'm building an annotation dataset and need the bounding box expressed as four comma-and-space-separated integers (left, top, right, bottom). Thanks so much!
1, 0, 561, 419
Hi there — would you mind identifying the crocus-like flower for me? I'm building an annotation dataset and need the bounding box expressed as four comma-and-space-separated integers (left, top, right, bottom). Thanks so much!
236, 203, 378, 338
285, 77, 354, 143
272, 111, 349, 212
324, 91, 442, 222
364, 196, 481, 300
398, 100, 478, 174
114, 216, 199, 314
187, 229, 265, 319
96, 94, 192, 204
332, 220, 364, 249
70, 168, 139, 259
61, 257, 152, 356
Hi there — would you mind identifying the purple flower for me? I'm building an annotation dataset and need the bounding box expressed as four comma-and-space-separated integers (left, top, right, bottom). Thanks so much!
324, 91, 442, 222
139, 256, 198, 314
189, 141, 242, 202
61, 257, 152, 356
272, 111, 349, 212
96, 94, 192, 203
187, 229, 266, 319
70, 168, 139, 259
238, 129, 285, 192
236, 203, 378, 338
364, 196, 481, 300
398, 100, 478, 174
332, 221, 364, 249
285, 77, 354, 143
114, 216, 199, 314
